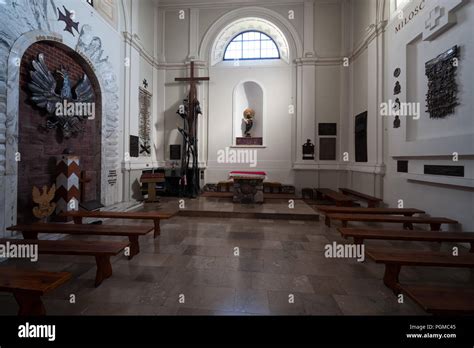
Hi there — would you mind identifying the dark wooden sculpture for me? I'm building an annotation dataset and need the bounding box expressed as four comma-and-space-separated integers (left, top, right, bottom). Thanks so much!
175, 61, 210, 197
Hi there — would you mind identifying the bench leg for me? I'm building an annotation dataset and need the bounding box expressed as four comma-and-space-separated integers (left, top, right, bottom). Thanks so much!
325, 215, 331, 227
341, 220, 348, 228
22, 231, 38, 240
95, 255, 113, 287
128, 236, 140, 260
470, 242, 473, 253
430, 223, 441, 231
353, 237, 364, 245
153, 218, 161, 238
14, 292, 46, 316
73, 217, 83, 224
403, 223, 413, 230
383, 264, 401, 293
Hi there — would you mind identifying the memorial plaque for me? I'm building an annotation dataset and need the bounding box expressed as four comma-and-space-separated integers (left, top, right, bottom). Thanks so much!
319, 138, 336, 160
318, 123, 337, 136
130, 135, 139, 158
355, 111, 368, 163
397, 160, 408, 173
170, 145, 181, 160
424, 165, 464, 177
236, 137, 263, 146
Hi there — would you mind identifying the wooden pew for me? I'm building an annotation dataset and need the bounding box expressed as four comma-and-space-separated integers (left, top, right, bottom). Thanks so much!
399, 284, 474, 315
366, 248, 474, 292
338, 188, 383, 208
0, 239, 129, 287
314, 188, 355, 207
7, 224, 153, 259
326, 213, 458, 230
316, 206, 425, 227
338, 228, 474, 252
62, 210, 176, 238
0, 267, 71, 316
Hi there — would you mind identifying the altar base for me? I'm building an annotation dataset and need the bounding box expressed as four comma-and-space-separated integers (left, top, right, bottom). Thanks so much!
233, 178, 264, 204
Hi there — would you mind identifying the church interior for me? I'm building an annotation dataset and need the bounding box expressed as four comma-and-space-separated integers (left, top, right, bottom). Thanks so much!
0, 0, 473, 320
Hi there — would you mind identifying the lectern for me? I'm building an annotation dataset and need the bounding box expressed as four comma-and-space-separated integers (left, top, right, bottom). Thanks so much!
140, 173, 165, 203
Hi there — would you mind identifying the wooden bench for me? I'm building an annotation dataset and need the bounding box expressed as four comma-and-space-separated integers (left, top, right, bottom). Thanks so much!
326, 213, 458, 230
0, 239, 129, 287
338, 228, 474, 252
0, 267, 71, 315
314, 188, 355, 207
316, 206, 425, 227
366, 248, 474, 292
338, 188, 383, 208
399, 284, 474, 315
302, 188, 314, 200
263, 182, 282, 194
62, 210, 176, 238
7, 224, 154, 260
217, 181, 233, 192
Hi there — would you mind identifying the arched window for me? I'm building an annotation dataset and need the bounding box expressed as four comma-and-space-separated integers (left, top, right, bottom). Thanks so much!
224, 31, 280, 61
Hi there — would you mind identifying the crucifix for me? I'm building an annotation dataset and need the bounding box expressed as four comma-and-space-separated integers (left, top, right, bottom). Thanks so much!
174, 61, 210, 197
175, 61, 210, 139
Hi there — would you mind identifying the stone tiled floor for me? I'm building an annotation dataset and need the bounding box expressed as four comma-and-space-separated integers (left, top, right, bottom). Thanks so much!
1, 199, 472, 316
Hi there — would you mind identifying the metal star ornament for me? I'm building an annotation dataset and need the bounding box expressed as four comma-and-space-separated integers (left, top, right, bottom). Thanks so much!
57, 6, 80, 36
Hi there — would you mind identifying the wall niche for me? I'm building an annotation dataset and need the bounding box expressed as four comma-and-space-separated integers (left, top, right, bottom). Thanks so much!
233, 81, 264, 146
18, 41, 102, 223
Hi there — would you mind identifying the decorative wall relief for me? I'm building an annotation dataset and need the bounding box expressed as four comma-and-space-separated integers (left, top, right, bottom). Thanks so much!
57, 6, 80, 36
393, 68, 401, 78
425, 45, 460, 119
392, 67, 402, 129
394, 81, 401, 95
32, 184, 56, 221
393, 116, 401, 129
138, 87, 151, 157
27, 54, 95, 139
76, 24, 120, 173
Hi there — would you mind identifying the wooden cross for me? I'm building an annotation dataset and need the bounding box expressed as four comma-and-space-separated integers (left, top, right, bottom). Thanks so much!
175, 61, 210, 138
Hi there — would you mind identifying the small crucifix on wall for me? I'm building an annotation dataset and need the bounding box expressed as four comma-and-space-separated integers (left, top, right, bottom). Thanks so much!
142, 79, 149, 89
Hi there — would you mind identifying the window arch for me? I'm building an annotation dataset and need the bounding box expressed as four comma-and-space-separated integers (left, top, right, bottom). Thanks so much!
224, 31, 280, 61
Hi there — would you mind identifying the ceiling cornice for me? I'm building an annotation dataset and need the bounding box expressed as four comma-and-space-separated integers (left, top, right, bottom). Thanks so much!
157, 0, 310, 10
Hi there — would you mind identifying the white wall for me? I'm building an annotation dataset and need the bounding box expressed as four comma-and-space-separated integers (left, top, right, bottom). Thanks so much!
157, 0, 346, 192
383, 0, 474, 231
208, 61, 293, 183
